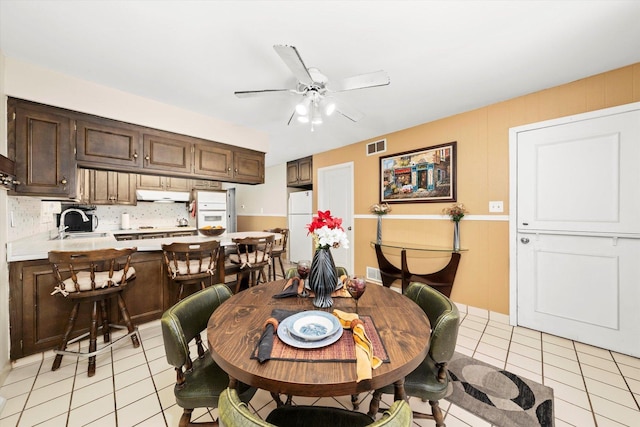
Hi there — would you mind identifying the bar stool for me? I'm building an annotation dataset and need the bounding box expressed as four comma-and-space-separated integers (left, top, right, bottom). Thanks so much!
228, 235, 275, 293
49, 247, 140, 377
161, 240, 221, 301
264, 228, 289, 280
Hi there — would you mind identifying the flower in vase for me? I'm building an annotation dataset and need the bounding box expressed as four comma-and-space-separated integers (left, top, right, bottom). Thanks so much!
443, 203, 467, 222
307, 210, 349, 249
370, 203, 392, 215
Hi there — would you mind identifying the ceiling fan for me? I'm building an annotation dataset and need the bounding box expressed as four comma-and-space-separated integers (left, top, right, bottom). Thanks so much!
234, 45, 390, 129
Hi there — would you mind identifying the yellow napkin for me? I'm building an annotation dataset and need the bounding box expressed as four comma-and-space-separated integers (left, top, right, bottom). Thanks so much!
332, 309, 383, 382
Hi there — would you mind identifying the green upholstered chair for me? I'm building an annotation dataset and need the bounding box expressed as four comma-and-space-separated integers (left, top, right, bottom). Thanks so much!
161, 284, 256, 427
219, 387, 412, 427
368, 282, 460, 426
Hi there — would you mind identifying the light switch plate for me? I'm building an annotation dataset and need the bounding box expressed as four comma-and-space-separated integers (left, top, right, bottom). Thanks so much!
489, 200, 504, 213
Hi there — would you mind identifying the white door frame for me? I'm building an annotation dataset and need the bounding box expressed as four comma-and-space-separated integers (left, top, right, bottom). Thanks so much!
508, 101, 640, 325
317, 161, 354, 274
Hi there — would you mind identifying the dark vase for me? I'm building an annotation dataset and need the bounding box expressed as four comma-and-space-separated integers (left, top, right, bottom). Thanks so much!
309, 247, 338, 308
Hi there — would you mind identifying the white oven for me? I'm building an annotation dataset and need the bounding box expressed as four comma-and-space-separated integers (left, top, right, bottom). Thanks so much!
197, 191, 227, 234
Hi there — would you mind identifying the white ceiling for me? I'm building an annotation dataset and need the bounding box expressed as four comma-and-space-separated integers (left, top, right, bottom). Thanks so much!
2, 1, 640, 167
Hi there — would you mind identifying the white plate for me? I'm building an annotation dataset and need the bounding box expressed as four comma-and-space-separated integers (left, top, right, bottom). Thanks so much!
277, 311, 343, 349
291, 314, 337, 341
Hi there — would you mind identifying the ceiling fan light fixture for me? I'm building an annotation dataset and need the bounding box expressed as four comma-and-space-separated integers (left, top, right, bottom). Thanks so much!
297, 115, 309, 123
325, 101, 336, 116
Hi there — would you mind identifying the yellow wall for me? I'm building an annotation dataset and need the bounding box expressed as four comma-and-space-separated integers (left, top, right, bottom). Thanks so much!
237, 216, 287, 233
314, 63, 640, 315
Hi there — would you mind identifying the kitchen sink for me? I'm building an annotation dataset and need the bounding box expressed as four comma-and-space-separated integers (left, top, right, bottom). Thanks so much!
50, 232, 111, 240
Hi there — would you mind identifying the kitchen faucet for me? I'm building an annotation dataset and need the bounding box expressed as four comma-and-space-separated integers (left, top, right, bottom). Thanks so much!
58, 208, 89, 240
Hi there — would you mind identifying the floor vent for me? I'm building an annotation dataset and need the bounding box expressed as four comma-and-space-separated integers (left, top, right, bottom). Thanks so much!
366, 139, 386, 156
366, 266, 382, 283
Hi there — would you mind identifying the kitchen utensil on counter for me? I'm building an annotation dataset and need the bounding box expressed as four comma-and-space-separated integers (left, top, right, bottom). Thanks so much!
177, 217, 189, 227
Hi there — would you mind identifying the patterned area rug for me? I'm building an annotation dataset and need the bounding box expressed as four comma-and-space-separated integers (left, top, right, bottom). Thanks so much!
446, 352, 554, 427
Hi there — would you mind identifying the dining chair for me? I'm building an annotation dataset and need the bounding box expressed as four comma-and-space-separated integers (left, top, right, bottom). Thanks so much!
264, 228, 289, 280
219, 387, 412, 427
48, 247, 140, 377
228, 235, 275, 293
161, 284, 256, 427
161, 240, 221, 301
367, 281, 460, 426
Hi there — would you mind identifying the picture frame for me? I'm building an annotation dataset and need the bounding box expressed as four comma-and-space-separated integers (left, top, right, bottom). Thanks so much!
380, 142, 457, 203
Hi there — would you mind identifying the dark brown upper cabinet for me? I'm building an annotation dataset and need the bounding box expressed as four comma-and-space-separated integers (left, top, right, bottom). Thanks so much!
287, 156, 313, 188
76, 118, 142, 168
142, 133, 192, 174
8, 98, 78, 198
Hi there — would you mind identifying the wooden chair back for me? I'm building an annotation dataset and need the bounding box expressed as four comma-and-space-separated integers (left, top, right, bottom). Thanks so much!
161, 240, 221, 282
49, 247, 137, 298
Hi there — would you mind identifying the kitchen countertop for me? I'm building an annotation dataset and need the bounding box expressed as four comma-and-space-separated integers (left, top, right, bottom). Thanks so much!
6, 230, 278, 262
111, 226, 197, 235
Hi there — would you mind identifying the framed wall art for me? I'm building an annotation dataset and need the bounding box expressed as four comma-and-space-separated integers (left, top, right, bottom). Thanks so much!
380, 142, 457, 203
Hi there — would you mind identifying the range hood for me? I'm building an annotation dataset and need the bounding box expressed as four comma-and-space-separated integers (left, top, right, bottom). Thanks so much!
135, 189, 190, 203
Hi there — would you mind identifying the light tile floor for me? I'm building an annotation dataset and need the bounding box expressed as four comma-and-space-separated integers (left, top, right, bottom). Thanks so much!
2, 293, 640, 426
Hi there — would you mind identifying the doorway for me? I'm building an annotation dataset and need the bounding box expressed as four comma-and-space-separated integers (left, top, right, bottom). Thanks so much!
317, 162, 354, 274
509, 102, 640, 357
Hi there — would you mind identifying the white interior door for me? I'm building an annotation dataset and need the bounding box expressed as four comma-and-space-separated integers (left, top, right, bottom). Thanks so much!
510, 102, 640, 357
317, 162, 354, 274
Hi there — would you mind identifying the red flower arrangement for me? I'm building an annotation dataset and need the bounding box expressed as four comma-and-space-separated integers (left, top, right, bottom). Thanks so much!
306, 210, 349, 249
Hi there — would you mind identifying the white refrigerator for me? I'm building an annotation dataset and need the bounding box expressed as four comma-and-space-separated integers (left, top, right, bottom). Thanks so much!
288, 191, 313, 263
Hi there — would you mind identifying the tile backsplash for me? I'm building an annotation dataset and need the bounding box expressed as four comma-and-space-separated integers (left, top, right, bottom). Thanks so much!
7, 197, 194, 242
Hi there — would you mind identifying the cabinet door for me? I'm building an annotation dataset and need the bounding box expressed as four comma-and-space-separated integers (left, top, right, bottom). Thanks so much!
16, 261, 97, 358
287, 161, 300, 185
88, 170, 136, 205
11, 101, 77, 197
193, 143, 233, 180
297, 157, 313, 185
192, 179, 222, 190
233, 150, 265, 183
76, 119, 141, 168
119, 253, 167, 325
165, 177, 190, 191
136, 174, 165, 190
142, 134, 192, 174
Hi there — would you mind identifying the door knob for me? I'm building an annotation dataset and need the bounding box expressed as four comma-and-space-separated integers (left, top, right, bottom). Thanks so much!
347, 226, 352, 231
520, 237, 530, 244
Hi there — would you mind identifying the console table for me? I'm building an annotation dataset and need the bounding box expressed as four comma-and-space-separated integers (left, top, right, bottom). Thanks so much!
373, 242, 465, 296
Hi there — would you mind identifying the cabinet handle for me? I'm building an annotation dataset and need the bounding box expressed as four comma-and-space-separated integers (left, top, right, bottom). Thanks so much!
132, 152, 138, 160
521, 237, 530, 244
227, 167, 231, 172
145, 155, 150, 162
60, 177, 67, 185
235, 168, 238, 173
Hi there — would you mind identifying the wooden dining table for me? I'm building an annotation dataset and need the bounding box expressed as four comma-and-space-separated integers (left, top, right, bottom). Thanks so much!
206, 280, 431, 401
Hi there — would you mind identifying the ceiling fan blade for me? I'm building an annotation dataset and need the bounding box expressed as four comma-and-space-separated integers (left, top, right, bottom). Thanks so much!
273, 45, 314, 86
329, 70, 390, 92
287, 109, 297, 126
234, 89, 297, 98
334, 99, 365, 122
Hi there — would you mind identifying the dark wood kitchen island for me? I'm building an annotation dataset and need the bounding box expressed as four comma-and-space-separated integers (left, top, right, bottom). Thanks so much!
6, 231, 225, 360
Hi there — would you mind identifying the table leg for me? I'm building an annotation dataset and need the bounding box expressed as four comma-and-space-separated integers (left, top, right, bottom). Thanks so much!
408, 252, 461, 298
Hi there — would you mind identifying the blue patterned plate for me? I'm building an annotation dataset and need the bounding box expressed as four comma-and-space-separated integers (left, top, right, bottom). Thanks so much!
279, 311, 342, 345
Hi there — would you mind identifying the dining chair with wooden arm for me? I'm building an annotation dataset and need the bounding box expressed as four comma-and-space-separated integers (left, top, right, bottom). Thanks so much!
264, 228, 289, 280
229, 235, 275, 293
219, 387, 412, 427
367, 281, 460, 426
161, 284, 256, 427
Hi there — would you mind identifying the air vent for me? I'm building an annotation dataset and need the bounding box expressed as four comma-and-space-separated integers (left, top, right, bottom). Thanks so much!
366, 266, 382, 283
366, 139, 386, 156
